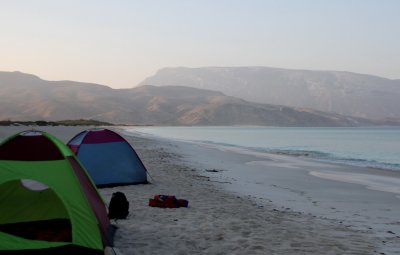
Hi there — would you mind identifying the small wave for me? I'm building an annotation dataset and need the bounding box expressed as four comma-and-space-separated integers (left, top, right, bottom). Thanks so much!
198, 142, 400, 171
267, 149, 330, 158
269, 149, 400, 171
320, 157, 400, 171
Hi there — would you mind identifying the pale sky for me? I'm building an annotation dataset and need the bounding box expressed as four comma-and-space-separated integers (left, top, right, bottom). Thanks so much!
1, 0, 399, 88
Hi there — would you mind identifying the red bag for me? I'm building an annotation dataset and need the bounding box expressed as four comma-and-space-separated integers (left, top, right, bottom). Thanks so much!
148, 199, 159, 207
149, 195, 179, 208
149, 195, 189, 208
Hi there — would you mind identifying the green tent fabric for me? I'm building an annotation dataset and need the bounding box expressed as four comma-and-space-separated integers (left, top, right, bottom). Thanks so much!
0, 131, 113, 254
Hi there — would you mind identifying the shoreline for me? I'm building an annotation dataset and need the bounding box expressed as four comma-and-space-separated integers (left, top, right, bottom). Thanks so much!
126, 127, 400, 196
121, 127, 400, 254
128, 126, 400, 173
1, 126, 399, 254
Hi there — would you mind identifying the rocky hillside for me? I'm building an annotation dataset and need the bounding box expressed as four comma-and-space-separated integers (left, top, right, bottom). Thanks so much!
139, 67, 400, 120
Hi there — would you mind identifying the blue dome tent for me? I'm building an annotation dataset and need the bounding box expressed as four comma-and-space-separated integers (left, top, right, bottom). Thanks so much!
67, 129, 148, 187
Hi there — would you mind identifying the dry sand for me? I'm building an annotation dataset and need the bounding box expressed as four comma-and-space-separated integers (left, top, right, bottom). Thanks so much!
1, 126, 398, 254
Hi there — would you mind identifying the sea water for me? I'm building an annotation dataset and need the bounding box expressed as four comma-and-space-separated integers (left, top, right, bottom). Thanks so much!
127, 127, 400, 172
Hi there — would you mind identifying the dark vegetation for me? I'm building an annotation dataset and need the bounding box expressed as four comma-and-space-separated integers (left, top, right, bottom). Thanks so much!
0, 119, 114, 127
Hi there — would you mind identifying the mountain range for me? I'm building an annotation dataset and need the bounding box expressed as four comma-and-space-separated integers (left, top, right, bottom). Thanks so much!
1, 71, 393, 126
139, 66, 400, 120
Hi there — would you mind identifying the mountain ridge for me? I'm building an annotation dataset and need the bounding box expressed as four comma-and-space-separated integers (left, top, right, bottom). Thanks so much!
139, 66, 400, 120
1, 71, 398, 126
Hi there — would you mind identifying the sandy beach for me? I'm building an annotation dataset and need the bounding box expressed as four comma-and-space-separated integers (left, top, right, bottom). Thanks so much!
1, 126, 400, 254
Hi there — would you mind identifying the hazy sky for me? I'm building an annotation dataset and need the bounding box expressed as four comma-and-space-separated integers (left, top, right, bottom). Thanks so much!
1, 0, 399, 88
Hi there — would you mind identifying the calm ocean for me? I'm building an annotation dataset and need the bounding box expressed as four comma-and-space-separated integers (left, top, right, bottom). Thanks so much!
127, 127, 400, 171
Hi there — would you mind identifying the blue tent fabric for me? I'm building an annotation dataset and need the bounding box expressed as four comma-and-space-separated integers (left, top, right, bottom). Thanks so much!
68, 131, 88, 146
68, 129, 148, 187
77, 142, 147, 186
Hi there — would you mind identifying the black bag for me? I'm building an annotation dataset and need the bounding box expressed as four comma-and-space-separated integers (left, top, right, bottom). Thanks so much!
108, 192, 129, 219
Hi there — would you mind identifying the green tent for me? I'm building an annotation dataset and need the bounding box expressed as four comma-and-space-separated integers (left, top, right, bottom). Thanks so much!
0, 131, 114, 254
